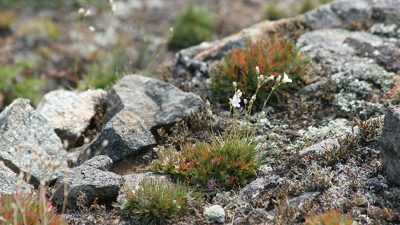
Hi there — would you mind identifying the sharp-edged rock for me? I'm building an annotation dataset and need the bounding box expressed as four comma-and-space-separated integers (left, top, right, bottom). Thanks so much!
53, 155, 122, 209
37, 89, 107, 148
381, 106, 400, 185
0, 99, 68, 186
82, 74, 203, 163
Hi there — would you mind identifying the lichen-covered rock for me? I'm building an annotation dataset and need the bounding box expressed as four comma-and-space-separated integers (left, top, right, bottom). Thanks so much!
0, 164, 33, 194
204, 205, 225, 224
53, 155, 122, 209
381, 106, 400, 185
37, 89, 107, 148
0, 99, 68, 186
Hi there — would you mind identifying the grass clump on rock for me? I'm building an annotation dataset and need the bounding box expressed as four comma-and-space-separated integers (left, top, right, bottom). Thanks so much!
151, 134, 260, 190
0, 192, 67, 225
168, 5, 214, 49
210, 38, 308, 108
117, 179, 198, 225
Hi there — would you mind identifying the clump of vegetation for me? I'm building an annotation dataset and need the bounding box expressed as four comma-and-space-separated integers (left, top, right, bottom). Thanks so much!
0, 192, 66, 225
169, 5, 214, 49
20, 18, 61, 40
78, 46, 127, 89
263, 4, 287, 21
300, 0, 316, 14
210, 39, 308, 108
0, 61, 43, 107
117, 179, 198, 225
151, 134, 260, 189
305, 210, 353, 225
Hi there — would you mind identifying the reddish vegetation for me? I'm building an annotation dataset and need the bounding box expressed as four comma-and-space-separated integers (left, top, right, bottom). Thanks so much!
304, 210, 353, 225
210, 38, 308, 107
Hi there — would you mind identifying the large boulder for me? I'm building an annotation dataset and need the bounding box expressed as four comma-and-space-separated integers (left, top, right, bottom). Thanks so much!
381, 106, 400, 185
0, 99, 68, 186
37, 89, 107, 148
82, 75, 203, 163
53, 155, 122, 209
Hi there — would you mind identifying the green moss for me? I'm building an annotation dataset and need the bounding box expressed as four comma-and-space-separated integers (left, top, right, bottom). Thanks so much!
169, 5, 215, 49
300, 0, 317, 14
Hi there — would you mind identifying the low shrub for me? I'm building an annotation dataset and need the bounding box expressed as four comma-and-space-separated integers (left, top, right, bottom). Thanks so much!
210, 39, 308, 108
151, 135, 260, 189
0, 192, 66, 225
168, 5, 214, 49
117, 179, 198, 225
300, 0, 316, 14
0, 60, 44, 107
305, 210, 353, 225
263, 4, 287, 21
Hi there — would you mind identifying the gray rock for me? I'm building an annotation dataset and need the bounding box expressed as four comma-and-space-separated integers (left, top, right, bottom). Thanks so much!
306, 4, 343, 30
371, 0, 400, 25
80, 155, 113, 171
86, 109, 156, 162
81, 75, 203, 163
0, 164, 33, 194
240, 175, 286, 200
0, 99, 68, 186
53, 155, 122, 209
37, 89, 107, 148
381, 106, 400, 185
105, 75, 204, 129
204, 205, 225, 224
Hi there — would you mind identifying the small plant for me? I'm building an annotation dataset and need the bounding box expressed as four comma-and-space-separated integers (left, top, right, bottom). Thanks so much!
300, 0, 316, 14
169, 5, 214, 49
263, 4, 287, 21
0, 192, 66, 225
305, 210, 353, 225
19, 18, 61, 40
117, 179, 197, 225
151, 134, 260, 189
355, 117, 383, 144
210, 39, 308, 108
0, 60, 43, 107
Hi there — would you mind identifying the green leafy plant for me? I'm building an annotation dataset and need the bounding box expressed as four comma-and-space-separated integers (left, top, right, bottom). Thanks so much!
305, 210, 353, 225
0, 192, 66, 225
169, 5, 214, 49
210, 39, 308, 108
151, 134, 260, 189
263, 4, 287, 21
0, 61, 43, 107
117, 179, 198, 225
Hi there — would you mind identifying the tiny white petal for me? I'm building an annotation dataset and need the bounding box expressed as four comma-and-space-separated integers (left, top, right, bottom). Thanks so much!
255, 66, 260, 75
89, 26, 96, 32
78, 8, 85, 14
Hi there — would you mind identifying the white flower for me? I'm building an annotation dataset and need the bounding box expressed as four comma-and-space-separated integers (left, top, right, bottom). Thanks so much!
266, 75, 275, 81
232, 81, 237, 88
78, 8, 85, 15
257, 75, 265, 83
281, 72, 292, 83
276, 74, 282, 82
255, 66, 260, 75
229, 90, 242, 108
89, 26, 96, 32
84, 9, 92, 17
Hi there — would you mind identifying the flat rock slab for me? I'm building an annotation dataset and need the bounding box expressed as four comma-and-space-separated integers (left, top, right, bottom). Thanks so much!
37, 89, 107, 148
0, 164, 33, 194
381, 106, 400, 185
0, 99, 68, 186
84, 75, 203, 163
53, 155, 122, 209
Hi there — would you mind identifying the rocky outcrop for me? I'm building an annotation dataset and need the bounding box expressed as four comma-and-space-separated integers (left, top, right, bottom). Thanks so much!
0, 99, 68, 186
173, 0, 400, 79
53, 155, 122, 209
37, 89, 107, 148
81, 75, 203, 163
381, 106, 400, 185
